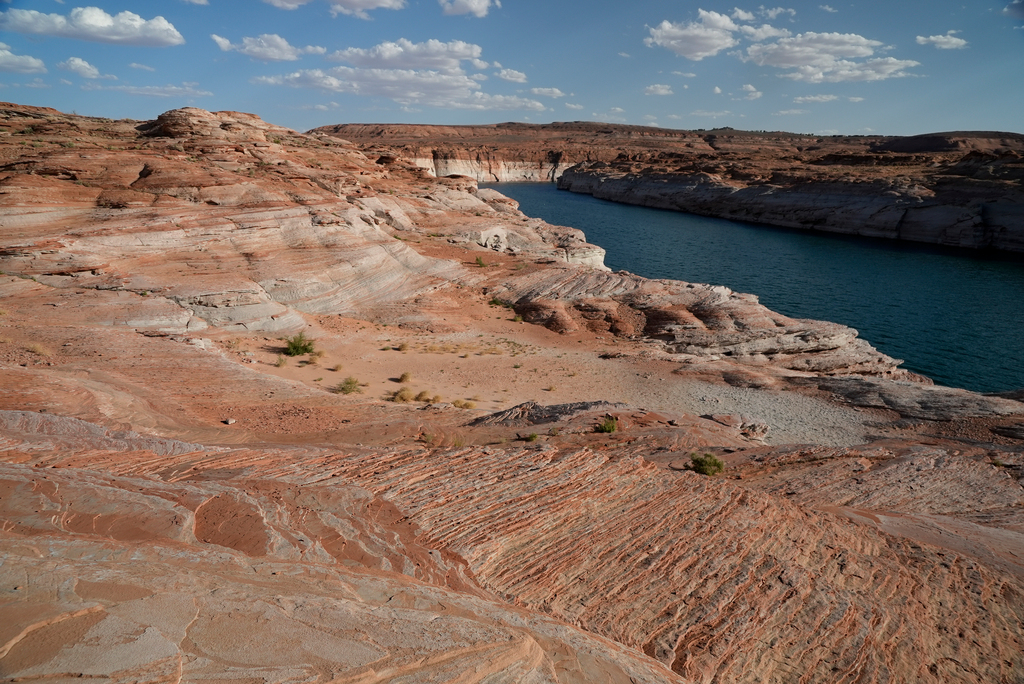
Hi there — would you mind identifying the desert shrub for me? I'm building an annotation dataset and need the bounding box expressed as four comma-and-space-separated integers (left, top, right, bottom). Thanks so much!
399, 372, 412, 383
397, 342, 409, 352
414, 390, 432, 402
452, 399, 477, 409
389, 386, 415, 403
688, 453, 725, 476
25, 343, 51, 357
333, 377, 362, 394
475, 256, 486, 267
525, 433, 539, 442
595, 417, 617, 433
284, 332, 316, 356
275, 355, 287, 367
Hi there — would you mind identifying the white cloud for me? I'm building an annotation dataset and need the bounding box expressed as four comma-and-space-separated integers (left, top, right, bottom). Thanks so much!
24, 78, 51, 89
330, 38, 481, 70
732, 8, 756, 21
329, 0, 406, 19
916, 31, 968, 49
438, 0, 499, 17
760, 6, 796, 20
0, 42, 46, 74
847, 96, 864, 102
82, 82, 212, 97
713, 86, 722, 93
644, 83, 673, 95
691, 109, 731, 117
565, 102, 583, 110
1004, 1, 1024, 20
740, 83, 762, 99
182, 0, 209, 4
820, 4, 837, 12
530, 87, 564, 97
496, 68, 527, 82
610, 107, 624, 113
793, 94, 838, 103
264, 0, 314, 7
672, 71, 697, 77
262, 0, 406, 19
129, 62, 155, 71
645, 10, 739, 60
738, 23, 791, 41
743, 32, 919, 82
255, 66, 545, 110
212, 33, 326, 61
667, 114, 682, 119
619, 52, 630, 58
57, 56, 115, 79
0, 7, 184, 46
774, 108, 808, 114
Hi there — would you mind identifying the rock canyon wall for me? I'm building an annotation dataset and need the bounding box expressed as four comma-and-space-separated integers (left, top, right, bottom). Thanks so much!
326, 122, 1024, 252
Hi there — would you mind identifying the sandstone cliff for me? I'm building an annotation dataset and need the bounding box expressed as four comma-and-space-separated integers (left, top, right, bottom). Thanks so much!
325, 121, 1024, 252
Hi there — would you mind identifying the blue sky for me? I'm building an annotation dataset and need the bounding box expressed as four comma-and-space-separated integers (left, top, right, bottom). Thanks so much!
1, 0, 1022, 135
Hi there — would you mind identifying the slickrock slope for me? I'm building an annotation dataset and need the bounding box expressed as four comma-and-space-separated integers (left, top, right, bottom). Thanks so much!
3, 104, 1024, 682
0, 427, 680, 683
4, 417, 1023, 683
322, 121, 1024, 252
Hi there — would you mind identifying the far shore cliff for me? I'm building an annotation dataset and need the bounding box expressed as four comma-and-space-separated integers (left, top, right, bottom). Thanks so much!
320, 122, 1024, 252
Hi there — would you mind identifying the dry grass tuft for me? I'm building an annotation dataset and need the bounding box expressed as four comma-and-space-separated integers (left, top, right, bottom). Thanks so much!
25, 342, 51, 357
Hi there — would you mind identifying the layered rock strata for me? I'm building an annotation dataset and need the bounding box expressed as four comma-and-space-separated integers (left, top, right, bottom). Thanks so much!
5, 416, 1023, 684
323, 121, 1024, 252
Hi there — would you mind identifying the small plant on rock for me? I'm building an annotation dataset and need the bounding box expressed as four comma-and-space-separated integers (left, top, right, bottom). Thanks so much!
284, 332, 316, 357
688, 453, 725, 476
596, 417, 618, 433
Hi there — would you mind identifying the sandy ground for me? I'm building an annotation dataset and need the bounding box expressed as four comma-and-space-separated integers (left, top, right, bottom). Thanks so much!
210, 295, 879, 447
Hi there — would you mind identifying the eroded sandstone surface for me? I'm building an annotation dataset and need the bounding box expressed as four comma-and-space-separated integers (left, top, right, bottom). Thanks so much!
322, 122, 1024, 251
2, 103, 1023, 683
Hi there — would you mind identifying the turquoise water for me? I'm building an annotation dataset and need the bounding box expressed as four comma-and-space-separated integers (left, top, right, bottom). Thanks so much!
488, 182, 1024, 394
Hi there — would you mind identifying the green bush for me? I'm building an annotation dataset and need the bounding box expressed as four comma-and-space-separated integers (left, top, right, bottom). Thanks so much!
595, 417, 617, 433
688, 453, 725, 476
333, 377, 362, 394
284, 332, 316, 356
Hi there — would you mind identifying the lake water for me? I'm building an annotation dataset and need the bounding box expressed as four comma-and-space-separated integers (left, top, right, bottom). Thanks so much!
488, 182, 1024, 394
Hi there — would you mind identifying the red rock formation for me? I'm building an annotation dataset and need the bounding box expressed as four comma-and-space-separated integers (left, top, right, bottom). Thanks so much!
323, 120, 1024, 252
2, 103, 1023, 683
